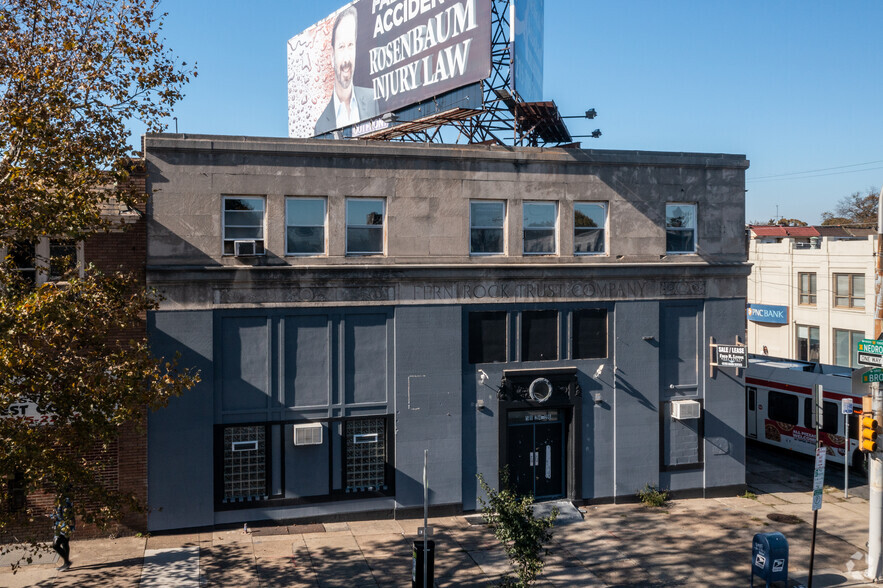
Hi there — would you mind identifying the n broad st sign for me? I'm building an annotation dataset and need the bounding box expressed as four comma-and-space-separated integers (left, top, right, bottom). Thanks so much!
711, 344, 748, 369
857, 339, 883, 368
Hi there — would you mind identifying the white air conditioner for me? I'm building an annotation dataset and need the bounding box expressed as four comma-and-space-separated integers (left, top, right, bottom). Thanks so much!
234, 240, 260, 257
671, 400, 701, 420
293, 423, 323, 446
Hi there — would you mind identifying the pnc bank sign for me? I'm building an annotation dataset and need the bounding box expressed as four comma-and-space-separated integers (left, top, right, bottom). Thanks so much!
747, 304, 788, 324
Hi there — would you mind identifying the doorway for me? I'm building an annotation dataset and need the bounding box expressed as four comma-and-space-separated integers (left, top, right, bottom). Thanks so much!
505, 409, 565, 500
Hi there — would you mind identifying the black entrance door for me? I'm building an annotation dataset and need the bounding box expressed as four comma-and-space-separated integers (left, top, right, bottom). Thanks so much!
505, 410, 565, 500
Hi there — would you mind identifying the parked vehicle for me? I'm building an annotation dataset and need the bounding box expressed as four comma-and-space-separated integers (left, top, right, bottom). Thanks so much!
746, 355, 861, 468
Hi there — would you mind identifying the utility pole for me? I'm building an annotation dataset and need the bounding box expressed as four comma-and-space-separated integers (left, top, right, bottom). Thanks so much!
867, 183, 883, 582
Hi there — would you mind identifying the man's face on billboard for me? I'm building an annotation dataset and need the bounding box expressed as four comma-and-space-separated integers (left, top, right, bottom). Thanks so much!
332, 13, 356, 94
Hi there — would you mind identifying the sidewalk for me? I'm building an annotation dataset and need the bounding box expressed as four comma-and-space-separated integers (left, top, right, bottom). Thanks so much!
0, 457, 878, 587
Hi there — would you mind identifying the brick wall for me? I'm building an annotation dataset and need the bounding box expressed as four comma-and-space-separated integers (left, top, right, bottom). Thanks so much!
1, 166, 150, 542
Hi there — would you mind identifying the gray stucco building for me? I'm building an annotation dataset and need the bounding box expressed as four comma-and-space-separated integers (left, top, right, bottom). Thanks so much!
144, 134, 749, 531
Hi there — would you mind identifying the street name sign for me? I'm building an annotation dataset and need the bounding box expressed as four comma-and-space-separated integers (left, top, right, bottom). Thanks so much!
863, 369, 883, 384
858, 339, 883, 368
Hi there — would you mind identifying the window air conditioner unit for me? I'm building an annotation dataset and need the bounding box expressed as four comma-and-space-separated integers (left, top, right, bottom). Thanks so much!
293, 423, 323, 446
234, 240, 259, 257
671, 400, 701, 420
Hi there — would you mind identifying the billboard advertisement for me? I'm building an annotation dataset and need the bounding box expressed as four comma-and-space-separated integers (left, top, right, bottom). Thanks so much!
510, 0, 544, 103
287, 0, 492, 138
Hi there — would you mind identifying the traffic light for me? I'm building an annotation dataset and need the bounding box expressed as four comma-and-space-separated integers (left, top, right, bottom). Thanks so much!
861, 414, 879, 453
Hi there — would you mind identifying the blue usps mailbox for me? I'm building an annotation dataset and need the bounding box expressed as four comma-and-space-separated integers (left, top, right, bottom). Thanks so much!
751, 532, 788, 587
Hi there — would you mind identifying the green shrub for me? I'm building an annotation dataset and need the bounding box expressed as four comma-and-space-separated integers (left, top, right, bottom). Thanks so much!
637, 483, 669, 507
477, 469, 558, 586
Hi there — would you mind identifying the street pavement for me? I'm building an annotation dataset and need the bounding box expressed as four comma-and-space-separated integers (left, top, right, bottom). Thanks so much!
0, 444, 879, 587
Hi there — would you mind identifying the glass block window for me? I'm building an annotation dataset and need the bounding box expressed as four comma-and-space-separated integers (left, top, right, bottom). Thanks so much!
223, 426, 267, 503
345, 418, 387, 493
223, 197, 265, 255
470, 201, 505, 255
523, 202, 557, 254
574, 203, 606, 254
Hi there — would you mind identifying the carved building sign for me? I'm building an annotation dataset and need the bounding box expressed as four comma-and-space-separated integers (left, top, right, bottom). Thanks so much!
214, 278, 708, 307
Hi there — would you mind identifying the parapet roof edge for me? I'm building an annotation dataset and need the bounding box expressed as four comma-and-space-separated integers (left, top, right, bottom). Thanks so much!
143, 134, 749, 169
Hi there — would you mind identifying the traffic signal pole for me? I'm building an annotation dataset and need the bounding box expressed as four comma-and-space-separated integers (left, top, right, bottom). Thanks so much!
868, 382, 883, 581
868, 184, 883, 581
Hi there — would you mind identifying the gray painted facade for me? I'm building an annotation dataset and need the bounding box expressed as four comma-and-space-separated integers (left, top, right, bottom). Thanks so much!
144, 135, 749, 531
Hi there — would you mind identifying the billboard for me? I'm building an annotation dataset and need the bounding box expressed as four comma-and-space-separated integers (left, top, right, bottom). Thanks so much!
288, 0, 492, 138
510, 0, 544, 102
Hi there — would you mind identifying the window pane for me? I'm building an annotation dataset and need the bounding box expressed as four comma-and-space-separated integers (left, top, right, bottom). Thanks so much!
522, 310, 558, 361
524, 229, 556, 254
574, 228, 604, 253
225, 226, 263, 240
835, 274, 849, 297
854, 275, 865, 307
223, 425, 267, 503
471, 228, 504, 254
524, 202, 556, 228
347, 200, 384, 225
468, 311, 507, 363
347, 227, 383, 254
768, 391, 798, 426
225, 211, 264, 226
49, 239, 77, 280
834, 329, 850, 366
573, 309, 607, 359
471, 202, 505, 228
345, 418, 388, 493
822, 401, 838, 435
574, 203, 605, 228
286, 199, 325, 226
666, 204, 695, 229
666, 229, 695, 253
225, 198, 264, 212
287, 227, 325, 254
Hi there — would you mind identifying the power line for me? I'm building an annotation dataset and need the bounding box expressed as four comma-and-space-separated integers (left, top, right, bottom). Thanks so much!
750, 159, 883, 181
749, 165, 883, 183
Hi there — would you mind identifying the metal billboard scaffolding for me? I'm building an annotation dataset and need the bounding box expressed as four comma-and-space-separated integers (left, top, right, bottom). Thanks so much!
358, 0, 579, 148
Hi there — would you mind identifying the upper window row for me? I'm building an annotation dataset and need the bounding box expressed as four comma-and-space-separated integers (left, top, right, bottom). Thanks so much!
223, 196, 385, 257
222, 197, 697, 257
797, 272, 865, 309
2, 238, 81, 286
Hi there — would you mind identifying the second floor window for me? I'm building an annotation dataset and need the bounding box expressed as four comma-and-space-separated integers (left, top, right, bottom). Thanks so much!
834, 273, 865, 308
346, 199, 385, 255
470, 201, 505, 255
665, 203, 696, 254
798, 272, 816, 305
286, 198, 326, 255
223, 197, 265, 255
574, 203, 606, 254
523, 202, 557, 255
7, 241, 36, 286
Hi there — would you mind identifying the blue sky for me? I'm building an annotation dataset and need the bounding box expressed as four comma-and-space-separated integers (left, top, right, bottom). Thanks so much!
137, 1, 883, 225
